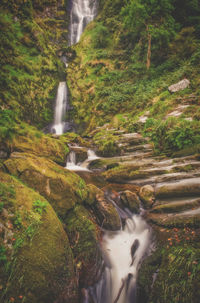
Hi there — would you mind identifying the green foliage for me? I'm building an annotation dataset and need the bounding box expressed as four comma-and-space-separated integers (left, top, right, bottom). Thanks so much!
91, 22, 110, 48
143, 117, 200, 154
0, 109, 16, 142
12, 212, 23, 230
32, 199, 47, 215
0, 245, 7, 265
151, 245, 200, 303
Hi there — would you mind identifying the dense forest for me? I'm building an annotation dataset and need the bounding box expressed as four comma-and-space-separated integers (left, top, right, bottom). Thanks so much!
0, 0, 200, 302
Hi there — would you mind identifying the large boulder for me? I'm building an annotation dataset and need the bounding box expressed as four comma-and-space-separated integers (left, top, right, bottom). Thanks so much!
0, 171, 78, 303
3, 153, 88, 218
139, 185, 155, 209
120, 190, 140, 213
86, 184, 121, 230
11, 129, 69, 165
65, 205, 102, 288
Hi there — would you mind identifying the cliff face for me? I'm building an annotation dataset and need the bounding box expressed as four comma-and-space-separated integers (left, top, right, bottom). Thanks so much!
0, 0, 68, 128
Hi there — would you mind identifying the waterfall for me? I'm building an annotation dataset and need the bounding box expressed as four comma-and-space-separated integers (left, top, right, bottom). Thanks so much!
68, 0, 98, 46
52, 0, 98, 135
89, 214, 152, 303
52, 82, 68, 135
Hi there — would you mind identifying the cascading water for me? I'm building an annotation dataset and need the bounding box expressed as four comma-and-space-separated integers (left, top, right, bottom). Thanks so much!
68, 0, 98, 46
52, 82, 68, 135
89, 213, 152, 303
52, 0, 98, 135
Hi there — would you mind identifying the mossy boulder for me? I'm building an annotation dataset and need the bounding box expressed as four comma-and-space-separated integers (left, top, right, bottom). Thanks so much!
120, 190, 140, 213
139, 185, 155, 209
0, 171, 78, 303
64, 205, 102, 288
4, 153, 88, 218
85, 184, 121, 230
11, 125, 69, 165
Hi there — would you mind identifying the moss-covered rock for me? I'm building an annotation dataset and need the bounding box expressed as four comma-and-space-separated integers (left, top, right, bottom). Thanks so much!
10, 124, 69, 165
85, 184, 121, 230
64, 205, 102, 288
0, 171, 78, 303
139, 185, 155, 209
120, 190, 140, 213
4, 153, 88, 218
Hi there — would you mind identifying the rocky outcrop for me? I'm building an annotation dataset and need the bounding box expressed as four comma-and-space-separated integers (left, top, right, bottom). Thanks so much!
168, 79, 190, 93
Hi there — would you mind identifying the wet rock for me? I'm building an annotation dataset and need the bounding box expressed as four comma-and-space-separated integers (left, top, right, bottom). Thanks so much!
69, 145, 88, 163
139, 185, 155, 209
168, 79, 190, 93
155, 178, 200, 199
85, 185, 121, 230
120, 191, 140, 214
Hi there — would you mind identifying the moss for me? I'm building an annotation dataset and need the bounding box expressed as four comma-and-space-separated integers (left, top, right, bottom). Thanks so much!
0, 171, 78, 303
65, 205, 102, 287
10, 123, 69, 165
4, 153, 88, 218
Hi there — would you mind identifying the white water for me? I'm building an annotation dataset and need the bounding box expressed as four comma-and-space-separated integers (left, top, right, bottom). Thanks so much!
90, 214, 152, 303
52, 82, 68, 135
66, 149, 99, 171
52, 0, 98, 135
68, 0, 98, 46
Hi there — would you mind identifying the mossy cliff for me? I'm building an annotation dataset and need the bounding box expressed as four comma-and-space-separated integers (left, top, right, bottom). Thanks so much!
0, 0, 68, 129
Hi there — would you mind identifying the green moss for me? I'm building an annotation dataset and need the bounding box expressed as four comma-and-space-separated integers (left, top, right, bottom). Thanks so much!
65, 205, 101, 287
0, 171, 78, 303
4, 154, 89, 218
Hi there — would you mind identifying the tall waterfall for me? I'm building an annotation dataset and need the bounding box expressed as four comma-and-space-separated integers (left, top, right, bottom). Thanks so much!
52, 0, 98, 135
52, 82, 68, 135
68, 0, 98, 46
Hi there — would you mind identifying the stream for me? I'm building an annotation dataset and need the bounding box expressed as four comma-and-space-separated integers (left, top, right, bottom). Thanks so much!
66, 148, 153, 303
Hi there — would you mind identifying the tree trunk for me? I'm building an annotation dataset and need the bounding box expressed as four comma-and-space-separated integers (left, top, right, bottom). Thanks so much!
146, 26, 151, 70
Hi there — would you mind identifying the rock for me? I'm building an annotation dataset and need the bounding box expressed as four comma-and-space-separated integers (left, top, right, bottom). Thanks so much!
168, 79, 190, 93
65, 205, 102, 287
0, 150, 8, 159
69, 145, 88, 163
120, 191, 140, 213
12, 132, 69, 165
4, 153, 88, 218
139, 185, 155, 209
155, 178, 200, 199
0, 171, 78, 303
86, 185, 121, 231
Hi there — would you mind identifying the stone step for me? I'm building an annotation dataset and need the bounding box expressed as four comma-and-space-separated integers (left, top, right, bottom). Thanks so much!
128, 172, 200, 186
151, 197, 200, 214
147, 211, 200, 228
155, 177, 200, 199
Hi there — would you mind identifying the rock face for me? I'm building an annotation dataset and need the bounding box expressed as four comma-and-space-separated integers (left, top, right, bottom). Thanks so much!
0, 171, 78, 303
168, 79, 190, 93
139, 185, 155, 209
